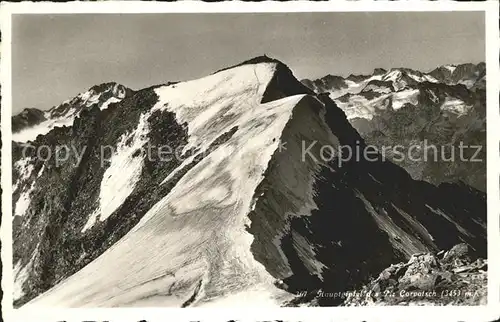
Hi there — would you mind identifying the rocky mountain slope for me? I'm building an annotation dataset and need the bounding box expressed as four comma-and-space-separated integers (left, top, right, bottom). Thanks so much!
12, 82, 134, 143
343, 243, 487, 306
12, 57, 486, 308
302, 63, 486, 192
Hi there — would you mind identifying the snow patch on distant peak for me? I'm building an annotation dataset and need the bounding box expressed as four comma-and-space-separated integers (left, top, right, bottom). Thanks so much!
459, 79, 476, 89
78, 90, 101, 106
423, 74, 440, 83
444, 65, 457, 74
440, 96, 470, 115
113, 83, 128, 99
383, 70, 402, 81
86, 93, 103, 107
392, 89, 420, 110
100, 97, 122, 110
362, 83, 392, 94
406, 72, 439, 84
334, 93, 391, 120
334, 87, 420, 120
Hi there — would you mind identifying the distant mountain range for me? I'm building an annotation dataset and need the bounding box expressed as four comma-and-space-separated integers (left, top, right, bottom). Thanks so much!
302, 62, 486, 192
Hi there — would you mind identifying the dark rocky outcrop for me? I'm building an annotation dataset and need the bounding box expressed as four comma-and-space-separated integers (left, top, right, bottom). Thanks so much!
301, 75, 348, 94
12, 108, 46, 132
343, 244, 487, 306
429, 62, 485, 86
373, 68, 387, 75
346, 73, 371, 83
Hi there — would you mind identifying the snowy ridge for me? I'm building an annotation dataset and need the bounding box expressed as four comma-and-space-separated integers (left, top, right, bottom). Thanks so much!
13, 83, 131, 143
154, 63, 277, 184
25, 62, 311, 307
151, 63, 277, 154
392, 89, 420, 110
444, 64, 457, 74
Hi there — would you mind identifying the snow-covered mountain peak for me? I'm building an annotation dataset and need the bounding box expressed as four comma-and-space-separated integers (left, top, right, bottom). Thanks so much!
17, 57, 330, 307
12, 82, 134, 143
12, 56, 486, 308
151, 62, 278, 153
383, 68, 403, 80
443, 64, 457, 73
59, 82, 131, 113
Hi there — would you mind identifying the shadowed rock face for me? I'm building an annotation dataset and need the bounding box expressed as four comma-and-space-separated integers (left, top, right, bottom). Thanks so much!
245, 71, 485, 306
301, 75, 348, 94
12, 57, 486, 308
429, 63, 486, 87
12, 108, 47, 132
346, 74, 371, 83
343, 243, 487, 306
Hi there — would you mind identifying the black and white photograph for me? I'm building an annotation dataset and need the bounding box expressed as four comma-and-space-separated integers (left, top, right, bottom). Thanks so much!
1, 1, 499, 322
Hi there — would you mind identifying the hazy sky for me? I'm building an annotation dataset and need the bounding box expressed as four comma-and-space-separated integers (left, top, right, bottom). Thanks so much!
12, 12, 485, 114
